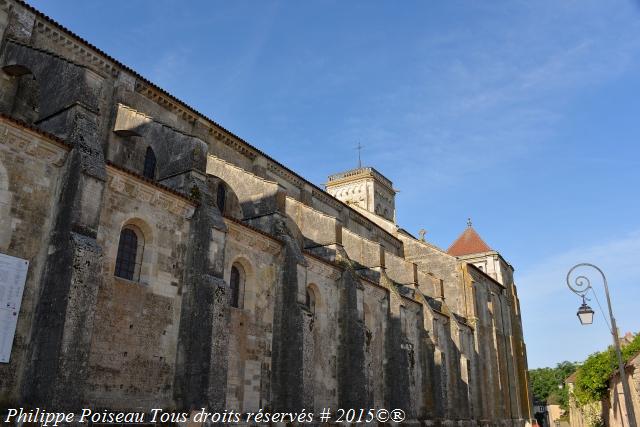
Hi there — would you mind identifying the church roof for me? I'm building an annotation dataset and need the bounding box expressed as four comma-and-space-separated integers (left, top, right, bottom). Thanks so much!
446, 223, 493, 256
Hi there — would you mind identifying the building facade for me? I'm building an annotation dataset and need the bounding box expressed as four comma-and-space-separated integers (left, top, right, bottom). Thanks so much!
0, 1, 533, 424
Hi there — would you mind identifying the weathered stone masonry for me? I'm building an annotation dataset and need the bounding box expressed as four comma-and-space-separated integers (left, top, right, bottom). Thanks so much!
0, 0, 533, 425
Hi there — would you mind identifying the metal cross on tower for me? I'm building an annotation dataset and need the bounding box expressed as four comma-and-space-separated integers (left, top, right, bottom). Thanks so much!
356, 142, 363, 168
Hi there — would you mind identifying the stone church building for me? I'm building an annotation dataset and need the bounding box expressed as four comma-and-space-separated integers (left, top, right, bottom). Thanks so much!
0, 0, 533, 424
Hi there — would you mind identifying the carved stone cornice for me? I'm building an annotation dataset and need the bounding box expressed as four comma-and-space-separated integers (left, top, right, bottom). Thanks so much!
305, 255, 342, 281
225, 219, 282, 256
311, 188, 343, 212
33, 20, 118, 78
135, 83, 199, 124
209, 128, 258, 160
348, 210, 372, 230
0, 120, 69, 166
106, 166, 196, 219
377, 231, 401, 249
267, 161, 304, 189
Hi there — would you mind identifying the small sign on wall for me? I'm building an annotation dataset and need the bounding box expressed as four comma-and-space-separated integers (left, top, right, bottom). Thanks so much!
0, 253, 29, 363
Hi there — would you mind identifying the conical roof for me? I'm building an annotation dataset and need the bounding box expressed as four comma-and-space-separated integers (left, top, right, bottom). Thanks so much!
446, 222, 492, 256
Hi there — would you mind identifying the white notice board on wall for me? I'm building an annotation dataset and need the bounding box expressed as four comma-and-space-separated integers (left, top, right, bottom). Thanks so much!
0, 253, 29, 363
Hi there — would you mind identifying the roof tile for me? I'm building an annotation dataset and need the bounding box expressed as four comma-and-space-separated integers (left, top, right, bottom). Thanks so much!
447, 226, 492, 256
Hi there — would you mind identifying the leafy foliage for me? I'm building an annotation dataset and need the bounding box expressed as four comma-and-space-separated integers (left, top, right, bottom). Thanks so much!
622, 333, 640, 359
529, 361, 578, 409
573, 349, 615, 405
572, 332, 640, 406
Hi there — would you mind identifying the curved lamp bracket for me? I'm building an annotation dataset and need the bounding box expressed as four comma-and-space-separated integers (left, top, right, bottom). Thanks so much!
566, 262, 605, 297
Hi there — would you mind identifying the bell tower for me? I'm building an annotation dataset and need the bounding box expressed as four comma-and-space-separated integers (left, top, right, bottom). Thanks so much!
325, 166, 397, 222
447, 219, 513, 285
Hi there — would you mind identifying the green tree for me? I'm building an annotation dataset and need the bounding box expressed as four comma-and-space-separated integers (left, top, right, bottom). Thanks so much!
530, 367, 558, 401
529, 361, 578, 409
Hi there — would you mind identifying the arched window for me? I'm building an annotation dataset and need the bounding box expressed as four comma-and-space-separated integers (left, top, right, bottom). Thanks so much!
230, 264, 244, 308
115, 226, 144, 281
306, 286, 316, 314
143, 147, 156, 180
216, 183, 226, 214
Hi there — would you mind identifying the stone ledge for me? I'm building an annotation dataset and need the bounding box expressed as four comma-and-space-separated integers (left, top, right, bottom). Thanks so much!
0, 119, 69, 166
106, 165, 196, 219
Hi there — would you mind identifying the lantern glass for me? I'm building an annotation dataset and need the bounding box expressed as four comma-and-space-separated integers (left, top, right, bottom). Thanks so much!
577, 302, 594, 325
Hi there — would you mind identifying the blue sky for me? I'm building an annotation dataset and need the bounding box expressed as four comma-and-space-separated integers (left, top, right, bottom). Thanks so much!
29, 0, 640, 369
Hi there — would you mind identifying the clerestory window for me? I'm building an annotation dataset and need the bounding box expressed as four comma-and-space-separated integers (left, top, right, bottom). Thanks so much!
216, 183, 226, 214
143, 147, 156, 180
230, 264, 244, 308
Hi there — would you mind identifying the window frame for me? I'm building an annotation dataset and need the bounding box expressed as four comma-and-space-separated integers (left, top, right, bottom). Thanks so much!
229, 264, 244, 309
114, 225, 144, 282
305, 285, 317, 315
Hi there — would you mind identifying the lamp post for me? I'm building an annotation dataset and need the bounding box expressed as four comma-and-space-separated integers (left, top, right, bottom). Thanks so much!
566, 263, 637, 427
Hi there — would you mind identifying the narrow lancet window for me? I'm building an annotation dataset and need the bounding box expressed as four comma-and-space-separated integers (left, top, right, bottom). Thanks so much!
115, 227, 141, 281
143, 147, 156, 180
230, 265, 242, 308
306, 286, 316, 314
216, 183, 226, 214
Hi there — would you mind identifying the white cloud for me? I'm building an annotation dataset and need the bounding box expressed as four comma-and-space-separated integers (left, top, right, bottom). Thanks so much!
518, 230, 640, 301
365, 2, 640, 192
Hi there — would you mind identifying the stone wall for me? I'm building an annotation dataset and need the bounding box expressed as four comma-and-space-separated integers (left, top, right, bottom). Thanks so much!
402, 235, 467, 316
568, 353, 640, 427
303, 256, 342, 411
362, 280, 388, 409
605, 354, 640, 427
223, 220, 281, 413
0, 118, 69, 407
85, 166, 194, 409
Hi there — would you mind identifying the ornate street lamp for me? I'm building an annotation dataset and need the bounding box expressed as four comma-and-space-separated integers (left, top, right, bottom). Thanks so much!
566, 263, 637, 427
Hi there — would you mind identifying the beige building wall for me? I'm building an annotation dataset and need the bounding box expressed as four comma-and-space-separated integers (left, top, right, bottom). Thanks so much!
605, 354, 640, 427
0, 118, 69, 407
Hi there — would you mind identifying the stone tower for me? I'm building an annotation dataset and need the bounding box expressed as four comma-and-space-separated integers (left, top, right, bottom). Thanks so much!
447, 220, 512, 284
447, 220, 534, 421
325, 167, 397, 222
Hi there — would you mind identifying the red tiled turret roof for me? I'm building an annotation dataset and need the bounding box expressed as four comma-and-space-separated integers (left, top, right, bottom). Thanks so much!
447, 221, 492, 256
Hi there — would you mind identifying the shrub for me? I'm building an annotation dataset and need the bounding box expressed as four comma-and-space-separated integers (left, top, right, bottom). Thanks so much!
572, 332, 640, 406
